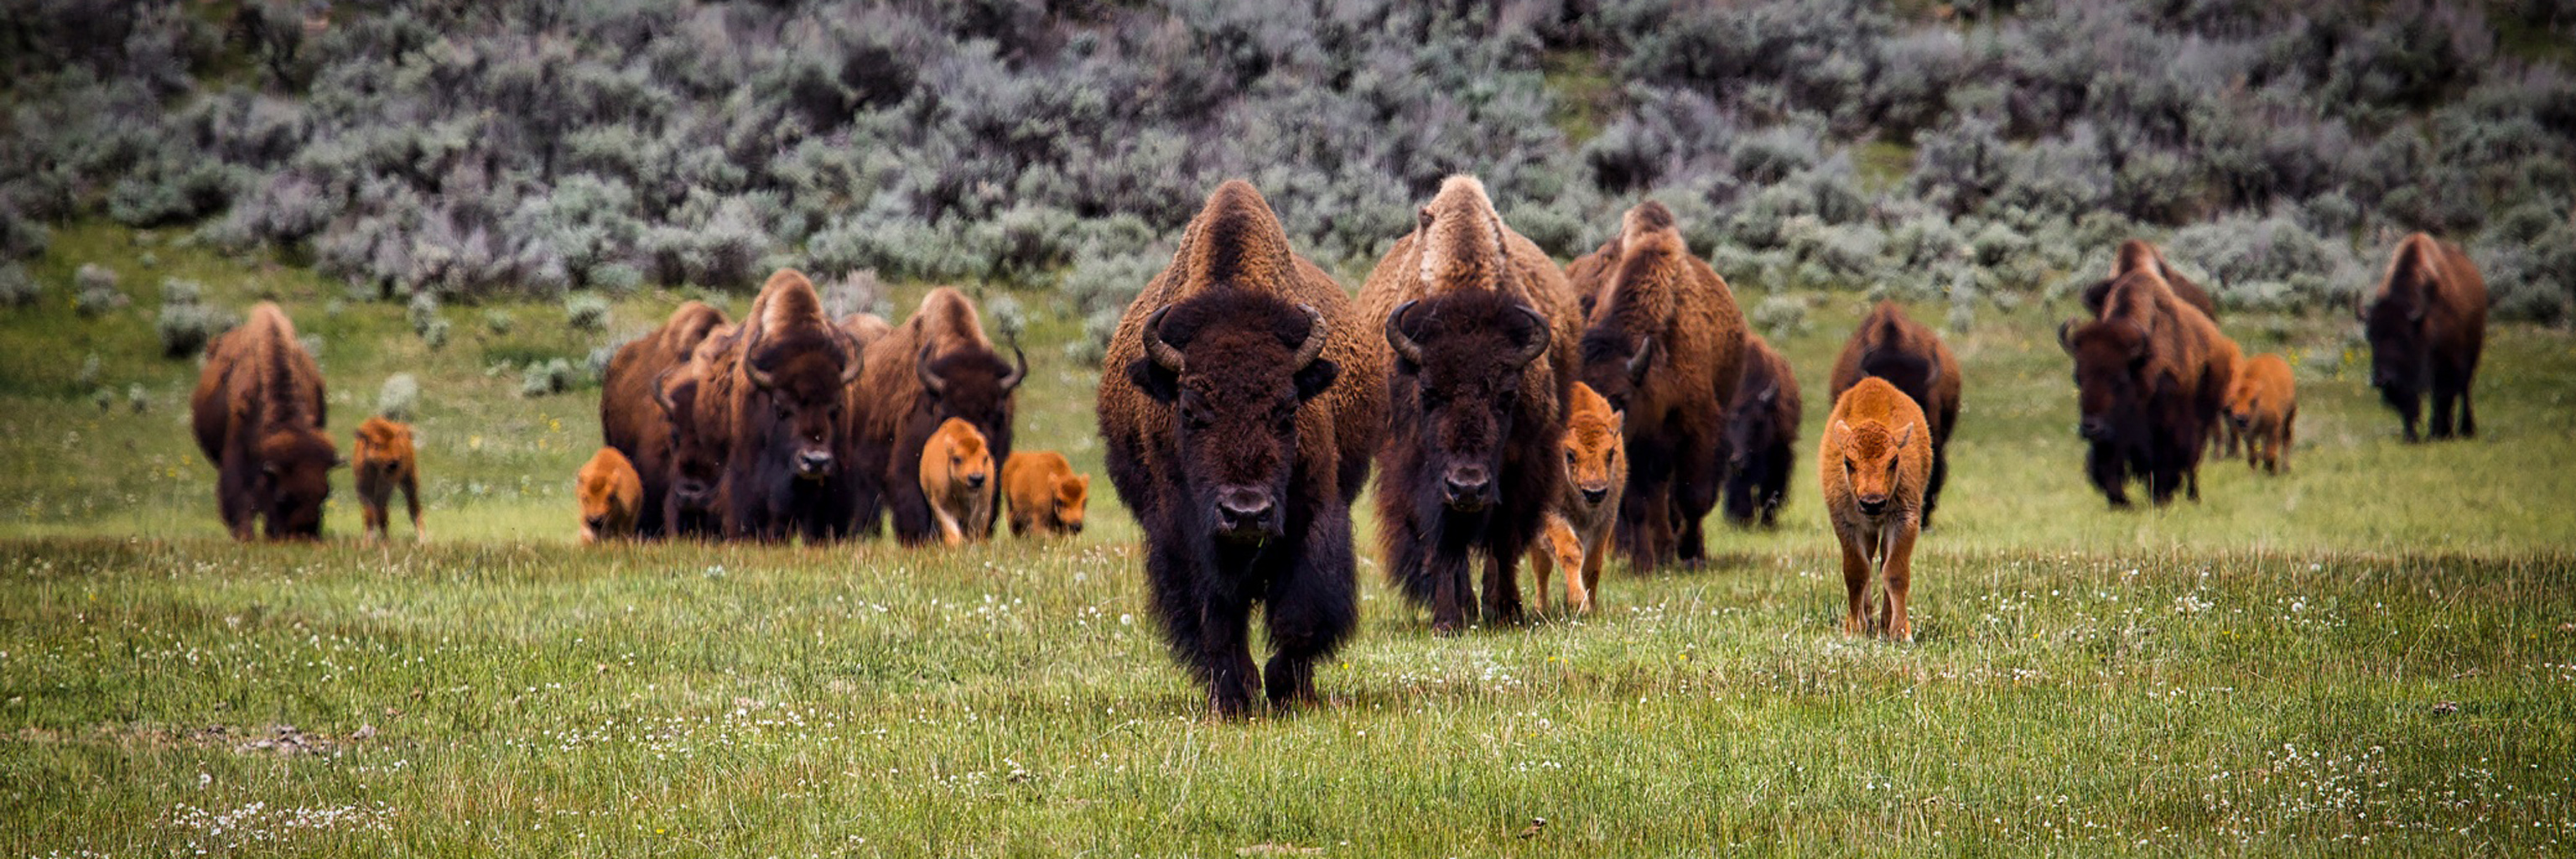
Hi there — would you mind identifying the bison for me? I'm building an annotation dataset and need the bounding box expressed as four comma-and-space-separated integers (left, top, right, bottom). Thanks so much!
1358, 176, 1581, 632
1826, 303, 1961, 528
1820, 376, 1933, 643
2361, 232, 2487, 442
191, 302, 340, 540
652, 322, 739, 538
1003, 450, 1089, 538
2059, 269, 2234, 508
2085, 239, 2219, 321
1723, 333, 1802, 529
718, 270, 865, 541
917, 417, 997, 546
1573, 201, 1748, 570
601, 301, 727, 537
2225, 352, 2298, 474
1528, 381, 1623, 614
576, 446, 643, 544
855, 288, 1026, 544
1096, 180, 1386, 717
352, 416, 423, 542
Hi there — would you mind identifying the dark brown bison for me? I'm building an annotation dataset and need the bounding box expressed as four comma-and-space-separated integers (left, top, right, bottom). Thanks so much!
719, 269, 865, 540
2361, 232, 2487, 442
2085, 239, 2219, 320
191, 302, 340, 539
1574, 201, 1748, 570
834, 311, 894, 534
1827, 302, 1962, 528
2059, 269, 2235, 507
854, 288, 1026, 544
1096, 180, 1387, 717
1723, 333, 1802, 528
654, 322, 739, 537
1358, 175, 1582, 632
601, 301, 727, 537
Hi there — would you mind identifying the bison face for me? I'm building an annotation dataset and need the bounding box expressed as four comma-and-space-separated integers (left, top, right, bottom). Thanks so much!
2364, 297, 2426, 425
657, 377, 721, 511
1725, 383, 1780, 471
1565, 410, 1623, 515
1131, 294, 1336, 544
1576, 328, 1656, 416
1054, 475, 1090, 534
745, 336, 858, 481
1386, 294, 1550, 513
1836, 419, 1914, 519
256, 428, 340, 539
2060, 319, 2150, 445
917, 343, 1028, 447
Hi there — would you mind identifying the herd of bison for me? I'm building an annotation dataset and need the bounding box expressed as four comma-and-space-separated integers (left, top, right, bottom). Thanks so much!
184, 177, 2490, 716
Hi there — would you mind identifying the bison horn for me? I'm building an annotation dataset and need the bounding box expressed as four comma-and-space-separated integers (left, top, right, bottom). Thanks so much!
652, 367, 682, 415
1289, 304, 1328, 370
1624, 336, 1654, 381
1510, 305, 1550, 368
745, 357, 778, 390
1142, 305, 1186, 373
838, 331, 864, 386
1000, 339, 1028, 391
1384, 300, 1426, 367
2057, 319, 2080, 355
915, 345, 947, 398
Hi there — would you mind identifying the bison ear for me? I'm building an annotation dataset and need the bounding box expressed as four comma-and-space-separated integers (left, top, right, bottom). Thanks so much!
1894, 423, 1914, 449
1834, 419, 1852, 438
1128, 357, 1182, 405
1416, 206, 1435, 233
1292, 358, 1341, 403
1608, 409, 1625, 435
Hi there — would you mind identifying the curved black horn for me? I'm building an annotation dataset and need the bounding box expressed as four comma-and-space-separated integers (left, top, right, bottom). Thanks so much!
1384, 300, 1425, 367
1510, 305, 1550, 367
652, 367, 683, 415
1289, 305, 1328, 370
999, 339, 1028, 391
1142, 306, 1185, 373
2057, 319, 2080, 355
914, 345, 947, 397
745, 353, 778, 390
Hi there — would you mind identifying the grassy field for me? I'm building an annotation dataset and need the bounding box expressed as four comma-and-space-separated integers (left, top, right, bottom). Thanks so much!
3, 224, 2574, 856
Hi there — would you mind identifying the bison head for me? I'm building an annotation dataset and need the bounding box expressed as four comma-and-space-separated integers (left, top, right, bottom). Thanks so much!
1576, 327, 1656, 416
254, 426, 340, 539
1561, 382, 1623, 516
2362, 293, 2427, 432
1835, 419, 1914, 519
745, 330, 861, 481
655, 372, 721, 514
930, 418, 994, 493
2059, 317, 2151, 445
1052, 473, 1090, 534
1724, 381, 1781, 472
1130, 292, 1337, 543
1386, 292, 1550, 512
916, 341, 1027, 451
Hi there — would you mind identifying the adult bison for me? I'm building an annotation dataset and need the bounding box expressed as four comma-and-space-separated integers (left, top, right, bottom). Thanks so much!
1096, 180, 1387, 717
1826, 303, 1961, 528
191, 302, 340, 540
1573, 201, 1747, 570
2085, 239, 2218, 320
601, 301, 727, 537
1358, 176, 1581, 632
718, 269, 865, 541
654, 322, 739, 537
1723, 333, 1802, 529
2059, 269, 2234, 508
854, 288, 1026, 544
2360, 232, 2487, 442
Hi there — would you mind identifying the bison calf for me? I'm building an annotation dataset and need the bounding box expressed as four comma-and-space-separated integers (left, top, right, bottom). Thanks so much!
577, 446, 644, 543
1528, 382, 1623, 614
1820, 377, 1933, 643
1723, 334, 1802, 529
2226, 353, 2298, 474
918, 418, 997, 546
353, 416, 423, 541
1002, 450, 1089, 538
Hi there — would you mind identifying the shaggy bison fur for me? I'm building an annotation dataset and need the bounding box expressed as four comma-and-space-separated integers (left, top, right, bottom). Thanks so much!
601, 301, 727, 537
1724, 334, 1802, 529
1820, 376, 1934, 643
2361, 232, 2486, 442
191, 302, 340, 540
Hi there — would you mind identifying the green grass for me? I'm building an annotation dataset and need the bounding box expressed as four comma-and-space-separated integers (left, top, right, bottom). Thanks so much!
4, 226, 2575, 856
1543, 49, 1619, 148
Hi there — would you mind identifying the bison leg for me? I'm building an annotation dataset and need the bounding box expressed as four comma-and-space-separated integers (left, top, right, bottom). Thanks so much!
1525, 526, 1557, 616
1882, 522, 1919, 643
1837, 527, 1872, 637
884, 438, 939, 544
1264, 513, 1357, 710
1670, 437, 1720, 566
1615, 435, 1676, 570
1481, 543, 1526, 627
1579, 527, 1608, 612
2277, 408, 2295, 472
2085, 442, 2130, 509
2455, 374, 2476, 440
1201, 595, 1261, 719
402, 474, 424, 540
217, 462, 257, 541
1922, 444, 1948, 529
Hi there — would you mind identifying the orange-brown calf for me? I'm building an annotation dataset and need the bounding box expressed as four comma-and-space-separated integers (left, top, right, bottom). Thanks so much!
1819, 377, 1934, 642
1001, 450, 1089, 538
353, 416, 422, 541
1526, 382, 1623, 613
918, 418, 996, 546
576, 446, 644, 544
2225, 353, 2298, 474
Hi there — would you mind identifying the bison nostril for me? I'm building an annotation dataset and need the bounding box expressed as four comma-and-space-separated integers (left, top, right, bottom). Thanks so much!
965, 473, 986, 488
1581, 487, 1608, 505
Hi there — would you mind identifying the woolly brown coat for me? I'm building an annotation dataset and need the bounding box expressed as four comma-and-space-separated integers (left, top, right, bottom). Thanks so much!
2361, 232, 2486, 441
191, 302, 338, 540
1002, 450, 1088, 538
1723, 333, 1803, 528
1529, 381, 1623, 615
717, 269, 864, 540
1826, 302, 1962, 528
600, 300, 727, 537
1575, 201, 1748, 570
2060, 268, 2235, 507
576, 445, 643, 544
1819, 376, 1933, 642
2225, 352, 2297, 474
352, 416, 422, 541
917, 417, 996, 546
2089, 239, 2219, 320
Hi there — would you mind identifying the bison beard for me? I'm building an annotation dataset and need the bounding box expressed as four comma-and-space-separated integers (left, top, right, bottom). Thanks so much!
1378, 291, 1556, 633
1111, 291, 1352, 717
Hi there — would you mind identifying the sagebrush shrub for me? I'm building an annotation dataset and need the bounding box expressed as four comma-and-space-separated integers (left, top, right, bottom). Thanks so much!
378, 373, 421, 420
0, 263, 37, 308
564, 294, 610, 331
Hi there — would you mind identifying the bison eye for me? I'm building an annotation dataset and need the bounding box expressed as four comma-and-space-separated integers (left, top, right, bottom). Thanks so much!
1565, 450, 1576, 466
775, 403, 791, 419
